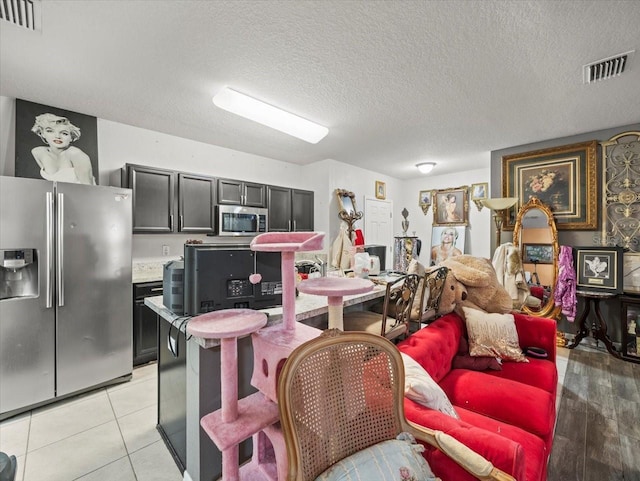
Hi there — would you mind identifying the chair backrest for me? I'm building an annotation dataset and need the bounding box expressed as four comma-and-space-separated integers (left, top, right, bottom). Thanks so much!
278, 330, 406, 481
380, 273, 421, 337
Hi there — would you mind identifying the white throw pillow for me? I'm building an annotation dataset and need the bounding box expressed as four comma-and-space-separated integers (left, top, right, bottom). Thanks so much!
401, 353, 460, 419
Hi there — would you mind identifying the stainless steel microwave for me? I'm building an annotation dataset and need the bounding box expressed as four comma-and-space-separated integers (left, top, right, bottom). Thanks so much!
217, 205, 268, 236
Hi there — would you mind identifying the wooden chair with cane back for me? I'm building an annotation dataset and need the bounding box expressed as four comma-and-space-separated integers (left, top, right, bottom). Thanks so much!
277, 330, 515, 481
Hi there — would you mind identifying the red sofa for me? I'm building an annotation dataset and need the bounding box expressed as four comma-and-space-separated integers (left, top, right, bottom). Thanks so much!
398, 311, 558, 481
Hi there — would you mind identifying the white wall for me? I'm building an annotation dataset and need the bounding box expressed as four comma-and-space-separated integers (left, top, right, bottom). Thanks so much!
0, 95, 493, 261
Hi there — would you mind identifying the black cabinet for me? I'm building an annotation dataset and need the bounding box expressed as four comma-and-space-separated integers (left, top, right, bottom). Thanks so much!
123, 164, 215, 234
133, 282, 163, 366
267, 186, 314, 232
218, 179, 266, 207
621, 294, 640, 363
178, 173, 215, 233
125, 165, 175, 233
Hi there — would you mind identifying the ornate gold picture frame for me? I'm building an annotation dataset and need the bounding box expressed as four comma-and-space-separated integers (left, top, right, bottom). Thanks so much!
432, 186, 469, 226
502, 140, 598, 230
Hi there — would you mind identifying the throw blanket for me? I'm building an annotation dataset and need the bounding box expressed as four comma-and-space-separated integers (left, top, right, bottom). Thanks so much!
554, 245, 576, 322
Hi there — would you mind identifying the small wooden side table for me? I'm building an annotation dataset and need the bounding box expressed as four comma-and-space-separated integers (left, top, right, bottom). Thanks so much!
567, 289, 621, 359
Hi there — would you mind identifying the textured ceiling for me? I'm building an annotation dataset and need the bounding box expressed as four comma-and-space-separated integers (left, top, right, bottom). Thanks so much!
1, 0, 639, 180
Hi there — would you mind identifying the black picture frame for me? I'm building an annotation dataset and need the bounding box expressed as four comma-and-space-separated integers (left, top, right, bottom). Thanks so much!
523, 243, 554, 264
575, 246, 624, 294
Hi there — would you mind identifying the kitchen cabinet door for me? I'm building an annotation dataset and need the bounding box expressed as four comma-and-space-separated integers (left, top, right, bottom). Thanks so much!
267, 186, 314, 232
267, 186, 293, 232
292, 189, 314, 231
133, 282, 163, 366
125, 165, 175, 233
244, 182, 266, 207
178, 173, 215, 233
218, 179, 266, 207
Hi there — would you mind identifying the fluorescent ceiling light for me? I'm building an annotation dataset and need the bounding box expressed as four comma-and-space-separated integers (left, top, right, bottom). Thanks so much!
416, 162, 436, 174
212, 87, 328, 144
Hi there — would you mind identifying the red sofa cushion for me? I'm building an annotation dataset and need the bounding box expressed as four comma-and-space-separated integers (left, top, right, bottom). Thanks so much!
485, 356, 558, 395
439, 369, 555, 439
404, 399, 527, 481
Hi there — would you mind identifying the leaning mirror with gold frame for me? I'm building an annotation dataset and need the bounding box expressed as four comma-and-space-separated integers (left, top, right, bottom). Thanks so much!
512, 196, 560, 319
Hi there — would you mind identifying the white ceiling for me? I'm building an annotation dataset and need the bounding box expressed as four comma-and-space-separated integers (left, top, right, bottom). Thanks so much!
1, 0, 639, 180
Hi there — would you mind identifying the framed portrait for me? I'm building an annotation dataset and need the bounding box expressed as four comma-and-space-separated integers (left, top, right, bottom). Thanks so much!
523, 243, 554, 264
430, 226, 466, 266
470, 182, 488, 201
375, 181, 386, 200
432, 186, 469, 226
575, 246, 624, 294
502, 140, 597, 230
15, 99, 99, 185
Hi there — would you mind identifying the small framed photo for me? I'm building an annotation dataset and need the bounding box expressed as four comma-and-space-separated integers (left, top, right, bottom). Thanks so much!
375, 181, 386, 200
523, 243, 554, 264
432, 186, 469, 226
575, 246, 624, 294
418, 190, 431, 206
470, 182, 488, 201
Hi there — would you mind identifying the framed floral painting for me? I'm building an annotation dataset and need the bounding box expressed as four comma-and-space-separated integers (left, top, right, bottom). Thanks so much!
502, 140, 597, 230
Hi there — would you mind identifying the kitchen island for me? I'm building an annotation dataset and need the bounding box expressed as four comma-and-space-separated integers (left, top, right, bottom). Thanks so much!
145, 283, 388, 481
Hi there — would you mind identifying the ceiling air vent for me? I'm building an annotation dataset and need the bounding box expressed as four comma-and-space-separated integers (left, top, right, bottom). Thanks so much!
583, 50, 634, 84
0, 0, 41, 31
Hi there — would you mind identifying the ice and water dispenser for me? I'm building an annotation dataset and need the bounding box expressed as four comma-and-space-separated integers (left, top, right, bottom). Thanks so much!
0, 249, 38, 300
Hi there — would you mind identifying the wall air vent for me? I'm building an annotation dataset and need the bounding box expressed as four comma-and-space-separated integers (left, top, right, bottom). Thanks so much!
0, 0, 41, 31
583, 50, 634, 84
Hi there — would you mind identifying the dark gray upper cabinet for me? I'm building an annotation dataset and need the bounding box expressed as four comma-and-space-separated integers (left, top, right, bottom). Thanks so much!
267, 186, 314, 232
292, 189, 314, 231
178, 173, 215, 233
124, 165, 175, 233
123, 164, 215, 234
218, 179, 266, 207
267, 186, 292, 232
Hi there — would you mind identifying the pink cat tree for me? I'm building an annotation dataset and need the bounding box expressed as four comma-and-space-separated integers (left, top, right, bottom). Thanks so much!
187, 232, 374, 481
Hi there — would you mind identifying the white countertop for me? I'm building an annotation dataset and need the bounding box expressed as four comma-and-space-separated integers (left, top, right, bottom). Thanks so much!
132, 257, 180, 283
145, 284, 387, 349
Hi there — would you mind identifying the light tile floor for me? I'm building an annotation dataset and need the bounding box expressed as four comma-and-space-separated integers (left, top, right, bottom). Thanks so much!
0, 362, 182, 481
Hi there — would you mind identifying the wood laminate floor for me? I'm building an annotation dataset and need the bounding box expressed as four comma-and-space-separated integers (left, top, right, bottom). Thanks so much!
548, 339, 640, 481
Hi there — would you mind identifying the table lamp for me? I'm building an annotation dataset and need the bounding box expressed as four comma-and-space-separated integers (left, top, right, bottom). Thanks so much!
482, 197, 518, 249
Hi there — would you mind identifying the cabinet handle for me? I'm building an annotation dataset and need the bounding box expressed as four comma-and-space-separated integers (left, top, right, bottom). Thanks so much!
179, 215, 183, 231
293, 220, 297, 231
288, 219, 291, 231
169, 215, 174, 231
150, 287, 163, 292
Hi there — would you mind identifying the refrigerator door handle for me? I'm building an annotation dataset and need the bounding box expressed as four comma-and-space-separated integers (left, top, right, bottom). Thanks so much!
56, 192, 65, 307
46, 191, 54, 308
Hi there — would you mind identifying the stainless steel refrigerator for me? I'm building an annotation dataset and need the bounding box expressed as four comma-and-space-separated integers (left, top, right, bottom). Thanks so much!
0, 176, 133, 419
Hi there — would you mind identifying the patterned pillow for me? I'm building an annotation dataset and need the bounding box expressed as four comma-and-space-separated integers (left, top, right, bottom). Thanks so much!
315, 434, 439, 481
462, 307, 528, 362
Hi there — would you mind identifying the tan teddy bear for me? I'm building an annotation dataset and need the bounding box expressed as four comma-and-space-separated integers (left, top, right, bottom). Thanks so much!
440, 255, 513, 316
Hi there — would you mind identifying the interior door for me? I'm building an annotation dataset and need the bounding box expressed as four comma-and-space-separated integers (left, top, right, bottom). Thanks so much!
364, 197, 394, 266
